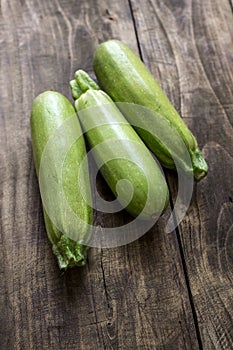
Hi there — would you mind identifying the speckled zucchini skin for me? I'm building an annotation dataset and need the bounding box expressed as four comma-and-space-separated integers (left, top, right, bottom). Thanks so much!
70, 71, 169, 219
31, 91, 92, 269
93, 40, 208, 181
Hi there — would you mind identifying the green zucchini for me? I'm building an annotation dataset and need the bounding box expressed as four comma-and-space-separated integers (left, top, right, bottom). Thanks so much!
31, 91, 92, 269
70, 70, 169, 219
93, 40, 208, 181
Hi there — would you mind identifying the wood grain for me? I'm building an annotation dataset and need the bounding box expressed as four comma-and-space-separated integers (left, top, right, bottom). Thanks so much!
0, 0, 199, 349
129, 0, 233, 348
0, 0, 232, 349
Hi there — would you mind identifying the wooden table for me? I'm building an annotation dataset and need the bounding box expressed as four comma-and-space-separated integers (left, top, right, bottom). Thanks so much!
1, 0, 232, 349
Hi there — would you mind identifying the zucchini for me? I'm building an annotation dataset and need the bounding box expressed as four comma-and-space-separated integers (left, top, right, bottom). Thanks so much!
31, 91, 92, 269
70, 70, 169, 219
93, 40, 208, 181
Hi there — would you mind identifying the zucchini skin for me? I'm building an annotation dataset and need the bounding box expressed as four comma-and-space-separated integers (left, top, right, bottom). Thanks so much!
31, 91, 92, 269
93, 40, 208, 181
70, 71, 169, 219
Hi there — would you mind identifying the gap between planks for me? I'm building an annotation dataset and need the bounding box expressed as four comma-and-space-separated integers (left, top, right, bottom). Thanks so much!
127, 0, 204, 349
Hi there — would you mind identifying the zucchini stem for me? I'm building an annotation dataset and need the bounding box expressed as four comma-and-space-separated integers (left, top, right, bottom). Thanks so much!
190, 148, 208, 181
70, 70, 99, 100
52, 235, 88, 270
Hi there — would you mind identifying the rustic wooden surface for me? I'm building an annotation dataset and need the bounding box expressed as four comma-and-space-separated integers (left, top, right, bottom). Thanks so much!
0, 0, 232, 349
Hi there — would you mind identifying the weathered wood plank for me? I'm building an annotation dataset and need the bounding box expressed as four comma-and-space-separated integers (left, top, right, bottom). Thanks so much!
230, 0, 233, 11
129, 0, 233, 348
0, 0, 200, 349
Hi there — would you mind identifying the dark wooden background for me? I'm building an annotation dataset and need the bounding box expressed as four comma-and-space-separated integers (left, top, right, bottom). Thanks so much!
1, 0, 233, 349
